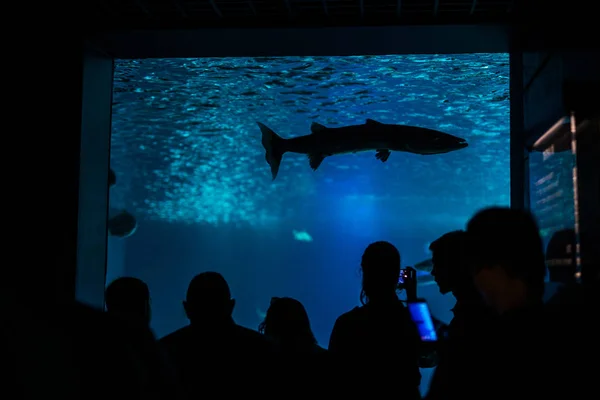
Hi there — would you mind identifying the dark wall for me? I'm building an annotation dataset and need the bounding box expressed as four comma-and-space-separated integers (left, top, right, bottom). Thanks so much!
6, 34, 83, 308
522, 52, 565, 137
8, 35, 113, 310
522, 51, 600, 143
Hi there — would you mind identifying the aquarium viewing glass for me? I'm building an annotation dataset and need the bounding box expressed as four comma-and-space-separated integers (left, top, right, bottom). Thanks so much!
107, 54, 510, 349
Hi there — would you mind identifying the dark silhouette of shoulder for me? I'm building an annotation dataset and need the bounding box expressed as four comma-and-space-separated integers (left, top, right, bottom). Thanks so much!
331, 302, 418, 352
161, 322, 273, 355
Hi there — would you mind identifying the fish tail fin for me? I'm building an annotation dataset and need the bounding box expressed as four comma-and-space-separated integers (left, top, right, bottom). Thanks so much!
257, 122, 285, 180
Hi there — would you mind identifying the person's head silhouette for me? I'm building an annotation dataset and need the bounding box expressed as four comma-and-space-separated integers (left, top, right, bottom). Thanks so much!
105, 277, 151, 325
360, 241, 401, 304
467, 207, 546, 314
183, 272, 235, 324
259, 297, 316, 347
430, 230, 471, 297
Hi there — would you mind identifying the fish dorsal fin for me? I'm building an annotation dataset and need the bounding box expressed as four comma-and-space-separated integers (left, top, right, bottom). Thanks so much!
307, 153, 326, 171
366, 118, 384, 126
310, 122, 327, 134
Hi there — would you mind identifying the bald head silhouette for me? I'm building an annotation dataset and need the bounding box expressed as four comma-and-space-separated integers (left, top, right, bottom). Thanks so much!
183, 272, 235, 324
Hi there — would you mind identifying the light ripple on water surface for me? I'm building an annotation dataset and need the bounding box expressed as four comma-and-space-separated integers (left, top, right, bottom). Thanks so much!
110, 54, 510, 228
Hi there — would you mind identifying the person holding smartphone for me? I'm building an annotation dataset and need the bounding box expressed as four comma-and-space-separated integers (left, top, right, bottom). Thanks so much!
328, 241, 422, 400
425, 230, 496, 400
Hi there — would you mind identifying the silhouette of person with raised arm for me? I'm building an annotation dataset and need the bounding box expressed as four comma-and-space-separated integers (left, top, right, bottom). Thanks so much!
105, 277, 151, 326
328, 241, 421, 399
259, 296, 326, 354
425, 230, 495, 400
160, 272, 273, 397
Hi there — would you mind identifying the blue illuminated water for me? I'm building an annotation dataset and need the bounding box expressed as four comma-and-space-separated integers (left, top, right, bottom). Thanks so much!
108, 54, 510, 365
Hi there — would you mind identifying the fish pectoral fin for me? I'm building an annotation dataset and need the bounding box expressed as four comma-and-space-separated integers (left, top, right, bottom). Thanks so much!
307, 153, 326, 171
375, 149, 391, 162
310, 122, 327, 134
366, 118, 384, 126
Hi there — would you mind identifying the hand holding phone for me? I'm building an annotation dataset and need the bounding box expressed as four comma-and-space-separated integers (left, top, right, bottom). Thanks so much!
399, 267, 418, 301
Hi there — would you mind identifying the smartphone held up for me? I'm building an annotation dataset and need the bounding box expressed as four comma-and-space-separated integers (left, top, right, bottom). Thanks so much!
407, 299, 438, 342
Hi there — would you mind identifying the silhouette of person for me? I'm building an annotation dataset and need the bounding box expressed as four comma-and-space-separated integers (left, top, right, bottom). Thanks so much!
7, 216, 182, 399
468, 208, 546, 315
103, 277, 184, 399
5, 295, 184, 399
426, 230, 495, 400
259, 296, 326, 353
105, 277, 151, 326
258, 296, 327, 393
429, 230, 495, 337
328, 241, 421, 399
160, 272, 273, 397
465, 207, 561, 399
543, 228, 597, 397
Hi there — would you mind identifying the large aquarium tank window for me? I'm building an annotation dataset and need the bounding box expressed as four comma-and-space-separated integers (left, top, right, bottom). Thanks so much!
107, 54, 510, 349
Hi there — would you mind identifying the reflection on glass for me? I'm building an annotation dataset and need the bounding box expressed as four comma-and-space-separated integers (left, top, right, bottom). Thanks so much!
107, 54, 510, 346
529, 116, 583, 285
529, 118, 576, 249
